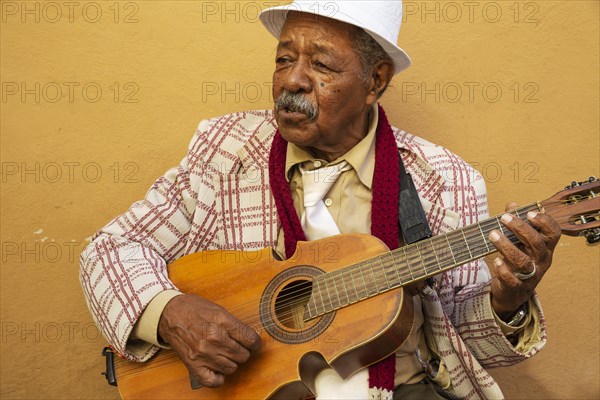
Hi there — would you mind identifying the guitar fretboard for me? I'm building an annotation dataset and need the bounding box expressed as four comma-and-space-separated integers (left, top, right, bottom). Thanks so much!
305, 203, 541, 319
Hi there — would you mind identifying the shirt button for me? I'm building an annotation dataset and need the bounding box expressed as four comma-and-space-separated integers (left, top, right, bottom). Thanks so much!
324, 198, 333, 207
313, 160, 322, 168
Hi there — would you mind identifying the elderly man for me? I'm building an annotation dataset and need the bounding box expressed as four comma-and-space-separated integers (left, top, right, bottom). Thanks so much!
80, 1, 561, 399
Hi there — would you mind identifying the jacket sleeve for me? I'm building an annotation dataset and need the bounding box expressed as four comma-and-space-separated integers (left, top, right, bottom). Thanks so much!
438, 168, 547, 368
79, 126, 204, 362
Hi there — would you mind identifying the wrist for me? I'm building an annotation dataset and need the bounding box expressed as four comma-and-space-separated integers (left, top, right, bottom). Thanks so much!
504, 302, 529, 327
491, 295, 526, 321
158, 293, 186, 344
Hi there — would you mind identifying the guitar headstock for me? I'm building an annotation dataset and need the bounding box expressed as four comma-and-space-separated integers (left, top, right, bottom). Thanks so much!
540, 177, 600, 245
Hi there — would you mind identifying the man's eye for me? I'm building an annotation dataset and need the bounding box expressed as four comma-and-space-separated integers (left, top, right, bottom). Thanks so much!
276, 57, 291, 64
314, 61, 329, 69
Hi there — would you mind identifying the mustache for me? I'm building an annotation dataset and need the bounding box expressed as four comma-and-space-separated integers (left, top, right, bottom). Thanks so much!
275, 90, 319, 121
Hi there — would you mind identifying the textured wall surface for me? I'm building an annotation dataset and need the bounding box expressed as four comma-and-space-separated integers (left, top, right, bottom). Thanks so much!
1, 1, 598, 399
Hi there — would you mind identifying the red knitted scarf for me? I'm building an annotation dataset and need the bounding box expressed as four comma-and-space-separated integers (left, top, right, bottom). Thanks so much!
268, 104, 400, 392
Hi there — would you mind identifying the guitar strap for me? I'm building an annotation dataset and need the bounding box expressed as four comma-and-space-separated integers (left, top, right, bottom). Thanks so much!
398, 154, 433, 244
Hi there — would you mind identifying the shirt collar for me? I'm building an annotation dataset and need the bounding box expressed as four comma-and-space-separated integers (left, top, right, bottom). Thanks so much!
284, 104, 379, 189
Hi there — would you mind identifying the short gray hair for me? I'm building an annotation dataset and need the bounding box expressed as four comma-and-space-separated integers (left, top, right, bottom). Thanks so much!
353, 28, 394, 91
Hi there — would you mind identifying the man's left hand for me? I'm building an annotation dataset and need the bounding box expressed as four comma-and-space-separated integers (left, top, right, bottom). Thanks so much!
489, 202, 562, 320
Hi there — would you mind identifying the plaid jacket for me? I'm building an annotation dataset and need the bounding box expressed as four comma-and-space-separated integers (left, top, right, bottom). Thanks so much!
80, 109, 546, 399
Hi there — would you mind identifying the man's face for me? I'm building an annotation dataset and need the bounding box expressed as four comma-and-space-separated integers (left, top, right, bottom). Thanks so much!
272, 12, 376, 161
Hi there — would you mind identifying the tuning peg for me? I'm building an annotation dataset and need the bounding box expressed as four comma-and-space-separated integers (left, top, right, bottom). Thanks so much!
585, 228, 600, 245
571, 181, 580, 188
589, 176, 597, 183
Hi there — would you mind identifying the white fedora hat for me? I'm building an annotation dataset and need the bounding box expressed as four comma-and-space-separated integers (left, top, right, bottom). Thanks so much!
259, 0, 411, 75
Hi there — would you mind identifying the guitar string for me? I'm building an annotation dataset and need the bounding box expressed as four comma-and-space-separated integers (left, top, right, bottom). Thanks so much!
220, 205, 537, 326
214, 204, 540, 328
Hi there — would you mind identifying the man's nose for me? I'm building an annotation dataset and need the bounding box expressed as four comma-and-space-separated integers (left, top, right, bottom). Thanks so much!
283, 59, 312, 94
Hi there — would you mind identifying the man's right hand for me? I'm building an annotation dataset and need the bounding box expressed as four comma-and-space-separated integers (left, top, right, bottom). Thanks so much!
157, 294, 261, 388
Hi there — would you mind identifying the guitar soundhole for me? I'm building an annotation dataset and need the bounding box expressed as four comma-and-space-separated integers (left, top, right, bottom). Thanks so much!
274, 280, 312, 329
261, 265, 335, 344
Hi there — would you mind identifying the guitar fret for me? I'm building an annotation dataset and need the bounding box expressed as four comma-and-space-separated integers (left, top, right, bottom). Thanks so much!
315, 279, 325, 315
429, 237, 443, 271
444, 236, 456, 267
404, 247, 415, 281
385, 253, 400, 287
461, 229, 473, 259
477, 223, 491, 252
496, 217, 506, 235
369, 263, 379, 294
331, 273, 340, 309
445, 235, 457, 265
379, 256, 391, 289
514, 208, 521, 219
341, 269, 350, 306
416, 243, 427, 277
350, 267, 360, 301
390, 251, 403, 286
323, 276, 334, 311
359, 265, 368, 299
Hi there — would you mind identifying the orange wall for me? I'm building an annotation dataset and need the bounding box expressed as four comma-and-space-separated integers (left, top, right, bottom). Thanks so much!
1, 1, 598, 398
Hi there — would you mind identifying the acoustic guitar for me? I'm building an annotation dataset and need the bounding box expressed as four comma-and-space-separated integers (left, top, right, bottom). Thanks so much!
107, 178, 599, 399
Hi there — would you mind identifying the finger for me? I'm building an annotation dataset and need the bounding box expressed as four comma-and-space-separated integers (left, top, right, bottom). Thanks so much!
222, 319, 261, 353
492, 256, 522, 286
489, 229, 533, 273
505, 202, 519, 212
217, 337, 252, 365
499, 213, 546, 263
209, 312, 261, 353
187, 365, 225, 388
196, 330, 246, 372
185, 319, 255, 369
201, 354, 239, 376
527, 211, 561, 251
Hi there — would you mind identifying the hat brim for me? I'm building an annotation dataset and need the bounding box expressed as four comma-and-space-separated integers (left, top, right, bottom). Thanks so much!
259, 5, 411, 75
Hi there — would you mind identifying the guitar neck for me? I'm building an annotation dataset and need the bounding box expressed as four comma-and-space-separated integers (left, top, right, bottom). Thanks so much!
305, 202, 542, 319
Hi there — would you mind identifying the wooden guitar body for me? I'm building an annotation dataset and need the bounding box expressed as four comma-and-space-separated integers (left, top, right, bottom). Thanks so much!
114, 234, 414, 399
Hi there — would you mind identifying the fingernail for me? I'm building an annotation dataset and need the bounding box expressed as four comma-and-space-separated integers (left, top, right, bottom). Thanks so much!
494, 257, 502, 267
501, 214, 513, 224
490, 230, 501, 242
527, 211, 538, 219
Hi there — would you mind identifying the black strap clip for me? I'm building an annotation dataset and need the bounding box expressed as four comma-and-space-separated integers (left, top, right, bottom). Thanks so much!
101, 347, 118, 387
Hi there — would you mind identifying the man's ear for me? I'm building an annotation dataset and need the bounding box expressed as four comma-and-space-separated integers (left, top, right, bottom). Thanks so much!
366, 60, 394, 105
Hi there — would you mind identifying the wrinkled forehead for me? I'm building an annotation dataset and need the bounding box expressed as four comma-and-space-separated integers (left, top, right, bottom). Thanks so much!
278, 11, 358, 48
